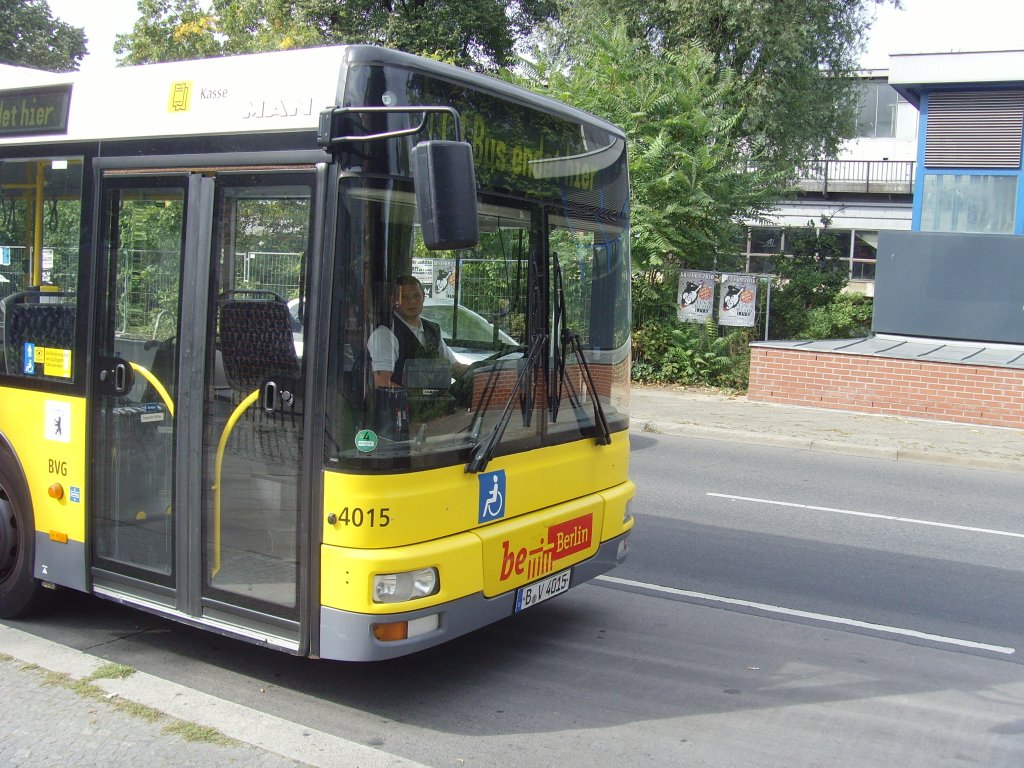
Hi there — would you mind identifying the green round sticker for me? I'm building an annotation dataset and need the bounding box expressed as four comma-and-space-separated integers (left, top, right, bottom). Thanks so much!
354, 429, 378, 453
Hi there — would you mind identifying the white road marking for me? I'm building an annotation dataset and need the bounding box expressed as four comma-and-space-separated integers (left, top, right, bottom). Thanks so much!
707, 492, 1024, 539
595, 574, 1016, 655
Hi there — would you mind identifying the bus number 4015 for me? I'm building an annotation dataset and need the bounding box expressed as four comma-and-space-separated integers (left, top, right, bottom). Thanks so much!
328, 507, 391, 528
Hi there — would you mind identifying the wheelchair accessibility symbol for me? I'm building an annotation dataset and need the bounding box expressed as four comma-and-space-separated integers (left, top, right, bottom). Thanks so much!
478, 470, 506, 524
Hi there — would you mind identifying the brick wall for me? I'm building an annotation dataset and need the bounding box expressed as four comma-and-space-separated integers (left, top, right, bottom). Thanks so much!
468, 359, 628, 411
747, 346, 1024, 429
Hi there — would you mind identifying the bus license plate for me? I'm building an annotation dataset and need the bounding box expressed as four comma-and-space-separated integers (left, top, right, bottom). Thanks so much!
515, 568, 571, 612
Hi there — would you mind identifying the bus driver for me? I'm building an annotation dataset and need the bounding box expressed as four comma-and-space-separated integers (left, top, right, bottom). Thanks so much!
367, 274, 468, 389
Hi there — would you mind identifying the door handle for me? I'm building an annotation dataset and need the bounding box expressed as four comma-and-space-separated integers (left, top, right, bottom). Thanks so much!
113, 362, 128, 394
263, 380, 278, 412
96, 356, 135, 396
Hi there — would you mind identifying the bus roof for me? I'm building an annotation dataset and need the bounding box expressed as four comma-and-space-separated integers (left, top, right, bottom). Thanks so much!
0, 46, 623, 147
0, 47, 348, 145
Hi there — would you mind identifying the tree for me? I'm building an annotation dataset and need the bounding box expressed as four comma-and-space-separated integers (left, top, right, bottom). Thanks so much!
115, 0, 227, 64
297, 0, 556, 69
560, 0, 899, 169
114, 0, 323, 65
519, 19, 783, 326
0, 0, 87, 71
115, 0, 557, 71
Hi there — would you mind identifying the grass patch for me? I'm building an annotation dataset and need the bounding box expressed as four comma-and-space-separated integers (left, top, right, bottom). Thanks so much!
87, 662, 135, 681
162, 720, 240, 746
114, 698, 166, 723
40, 669, 70, 686
7, 656, 239, 748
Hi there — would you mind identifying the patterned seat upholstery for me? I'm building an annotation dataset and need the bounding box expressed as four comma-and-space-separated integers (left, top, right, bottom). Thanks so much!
2, 292, 76, 375
217, 290, 300, 393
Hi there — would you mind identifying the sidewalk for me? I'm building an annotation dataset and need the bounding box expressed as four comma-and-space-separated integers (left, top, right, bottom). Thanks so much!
0, 624, 426, 768
630, 384, 1024, 474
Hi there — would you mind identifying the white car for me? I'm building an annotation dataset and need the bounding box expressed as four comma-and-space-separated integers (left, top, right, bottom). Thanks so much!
286, 297, 305, 357
421, 298, 519, 366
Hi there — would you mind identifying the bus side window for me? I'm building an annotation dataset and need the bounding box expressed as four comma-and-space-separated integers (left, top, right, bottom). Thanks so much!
1, 291, 76, 379
0, 157, 83, 383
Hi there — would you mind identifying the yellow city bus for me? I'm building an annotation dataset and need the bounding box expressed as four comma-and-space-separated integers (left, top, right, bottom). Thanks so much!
0, 45, 634, 660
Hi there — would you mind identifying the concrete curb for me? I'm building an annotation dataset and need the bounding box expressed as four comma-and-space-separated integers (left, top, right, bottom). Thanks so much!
631, 421, 1024, 475
0, 624, 427, 768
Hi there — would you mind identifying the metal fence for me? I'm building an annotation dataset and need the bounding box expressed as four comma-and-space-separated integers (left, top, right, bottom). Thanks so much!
236, 251, 303, 299
115, 250, 304, 339
0, 245, 78, 301
796, 159, 916, 195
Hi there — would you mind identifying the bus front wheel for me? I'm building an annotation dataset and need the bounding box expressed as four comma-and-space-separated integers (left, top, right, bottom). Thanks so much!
0, 461, 47, 619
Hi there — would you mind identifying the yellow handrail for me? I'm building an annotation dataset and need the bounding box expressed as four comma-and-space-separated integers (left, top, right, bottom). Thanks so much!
211, 389, 260, 577
128, 362, 175, 417
32, 161, 44, 287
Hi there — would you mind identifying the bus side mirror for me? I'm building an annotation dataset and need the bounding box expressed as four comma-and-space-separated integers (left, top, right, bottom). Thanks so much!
412, 141, 479, 250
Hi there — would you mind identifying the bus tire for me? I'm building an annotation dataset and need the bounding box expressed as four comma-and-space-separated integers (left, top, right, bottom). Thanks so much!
0, 455, 48, 619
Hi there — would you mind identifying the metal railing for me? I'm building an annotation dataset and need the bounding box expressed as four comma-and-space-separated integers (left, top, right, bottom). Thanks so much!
796, 159, 915, 195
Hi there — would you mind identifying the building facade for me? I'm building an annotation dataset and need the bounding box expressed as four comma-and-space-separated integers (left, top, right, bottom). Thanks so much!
742, 71, 918, 296
747, 51, 1024, 429
891, 50, 1024, 236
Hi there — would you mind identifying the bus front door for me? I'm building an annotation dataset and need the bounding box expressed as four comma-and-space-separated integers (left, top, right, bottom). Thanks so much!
91, 171, 312, 649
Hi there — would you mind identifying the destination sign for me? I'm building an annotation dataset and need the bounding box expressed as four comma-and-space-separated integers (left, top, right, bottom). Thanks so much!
0, 84, 72, 136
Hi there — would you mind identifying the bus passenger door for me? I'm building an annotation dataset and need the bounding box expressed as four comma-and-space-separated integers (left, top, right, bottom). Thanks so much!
91, 176, 193, 591
200, 174, 313, 633
91, 170, 313, 645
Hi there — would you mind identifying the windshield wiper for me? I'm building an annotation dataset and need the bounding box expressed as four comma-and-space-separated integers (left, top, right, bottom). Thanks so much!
464, 344, 528, 441
550, 257, 612, 446
465, 334, 547, 474
558, 326, 612, 445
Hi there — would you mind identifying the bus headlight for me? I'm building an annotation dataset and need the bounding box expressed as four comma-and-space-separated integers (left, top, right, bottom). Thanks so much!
373, 568, 439, 603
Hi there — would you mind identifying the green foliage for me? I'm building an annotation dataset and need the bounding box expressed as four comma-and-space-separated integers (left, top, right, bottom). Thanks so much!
798, 292, 874, 340
630, 220, 873, 390
632, 319, 750, 389
216, 0, 324, 54
562, 0, 898, 169
0, 160, 82, 294
767, 221, 860, 340
115, 0, 557, 71
115, 0, 230, 64
114, 198, 183, 339
0, 0, 87, 71
299, 0, 556, 70
517, 18, 784, 329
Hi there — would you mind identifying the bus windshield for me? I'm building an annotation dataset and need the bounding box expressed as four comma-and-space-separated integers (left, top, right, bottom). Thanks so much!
325, 176, 631, 471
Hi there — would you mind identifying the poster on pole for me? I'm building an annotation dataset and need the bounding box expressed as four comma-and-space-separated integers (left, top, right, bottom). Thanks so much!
676, 270, 716, 324
412, 257, 456, 298
718, 273, 757, 327
431, 260, 456, 299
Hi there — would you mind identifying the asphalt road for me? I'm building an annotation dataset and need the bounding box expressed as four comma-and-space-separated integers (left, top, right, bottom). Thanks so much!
625, 432, 1024, 659
5, 433, 1024, 767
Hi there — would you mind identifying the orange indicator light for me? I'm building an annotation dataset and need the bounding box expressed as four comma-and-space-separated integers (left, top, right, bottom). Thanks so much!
47, 483, 64, 500
372, 621, 409, 642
